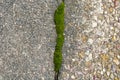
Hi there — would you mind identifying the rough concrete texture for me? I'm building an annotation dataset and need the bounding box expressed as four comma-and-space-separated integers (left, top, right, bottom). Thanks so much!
0, 0, 59, 80
60, 0, 120, 80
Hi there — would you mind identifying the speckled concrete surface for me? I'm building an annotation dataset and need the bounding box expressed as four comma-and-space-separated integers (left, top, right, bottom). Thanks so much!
60, 0, 120, 80
0, 0, 58, 80
0, 0, 120, 80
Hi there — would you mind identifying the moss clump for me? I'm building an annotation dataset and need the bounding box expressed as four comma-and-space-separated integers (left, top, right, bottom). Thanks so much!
55, 34, 64, 50
53, 2, 65, 73
54, 2, 64, 35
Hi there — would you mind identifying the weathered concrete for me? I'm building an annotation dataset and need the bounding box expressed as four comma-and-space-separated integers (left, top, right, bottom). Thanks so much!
0, 0, 59, 80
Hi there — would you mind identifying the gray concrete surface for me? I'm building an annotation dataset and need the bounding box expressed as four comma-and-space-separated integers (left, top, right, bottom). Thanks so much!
0, 0, 59, 80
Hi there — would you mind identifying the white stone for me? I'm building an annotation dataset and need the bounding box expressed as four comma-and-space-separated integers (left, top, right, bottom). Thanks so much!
104, 11, 107, 14
107, 71, 110, 76
96, 30, 102, 36
29, 0, 34, 2
19, 26, 22, 28
38, 44, 42, 49
93, 16, 97, 21
117, 55, 120, 59
85, 57, 89, 61
67, 50, 70, 53
22, 51, 27, 56
110, 27, 114, 30
88, 38, 93, 44
113, 59, 119, 65
115, 16, 118, 21
92, 21, 97, 27
72, 59, 75, 62
88, 54, 92, 60
71, 75, 75, 79
101, 71, 104, 75
86, 54, 92, 61
103, 68, 106, 72
108, 0, 112, 2
85, 50, 90, 55
42, 77, 44, 80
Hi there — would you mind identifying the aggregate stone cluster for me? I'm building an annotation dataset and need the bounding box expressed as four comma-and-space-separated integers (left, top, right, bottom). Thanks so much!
60, 0, 120, 80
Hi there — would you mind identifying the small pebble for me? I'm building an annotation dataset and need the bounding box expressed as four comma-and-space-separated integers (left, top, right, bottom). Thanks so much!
110, 73, 114, 79
107, 71, 110, 76
85, 50, 90, 55
92, 21, 97, 27
109, 7, 113, 13
88, 54, 92, 60
71, 75, 75, 79
87, 38, 94, 44
113, 58, 119, 65
72, 59, 76, 62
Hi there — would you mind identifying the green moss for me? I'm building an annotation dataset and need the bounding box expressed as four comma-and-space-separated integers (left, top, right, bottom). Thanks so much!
53, 2, 65, 73
54, 50, 62, 72
54, 2, 64, 35
55, 34, 64, 50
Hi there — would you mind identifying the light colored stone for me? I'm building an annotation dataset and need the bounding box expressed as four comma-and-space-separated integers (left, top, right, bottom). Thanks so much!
101, 71, 104, 75
0, 0, 3, 3
103, 68, 106, 72
72, 59, 76, 62
104, 11, 107, 14
109, 51, 114, 57
117, 55, 120, 59
22, 51, 28, 56
113, 58, 119, 65
0, 59, 3, 66
88, 54, 93, 60
110, 27, 114, 30
107, 71, 110, 76
109, 7, 113, 13
92, 21, 97, 27
86, 54, 92, 61
85, 50, 90, 55
108, 0, 112, 2
62, 72, 69, 79
93, 15, 98, 21
87, 38, 94, 44
41, 77, 44, 80
110, 73, 114, 79
0, 75, 3, 80
71, 75, 75, 79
